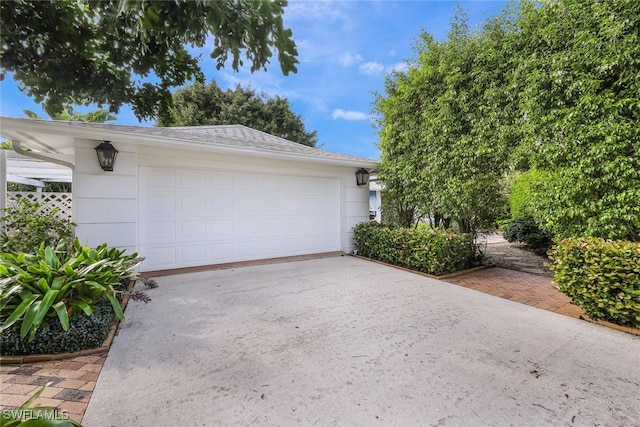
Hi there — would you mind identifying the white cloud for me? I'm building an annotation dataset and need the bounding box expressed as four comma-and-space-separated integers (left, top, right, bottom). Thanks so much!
359, 61, 384, 76
386, 61, 409, 74
338, 51, 362, 68
332, 109, 369, 121
285, 0, 350, 22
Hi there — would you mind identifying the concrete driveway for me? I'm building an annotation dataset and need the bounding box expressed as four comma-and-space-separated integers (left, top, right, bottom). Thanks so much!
83, 256, 640, 426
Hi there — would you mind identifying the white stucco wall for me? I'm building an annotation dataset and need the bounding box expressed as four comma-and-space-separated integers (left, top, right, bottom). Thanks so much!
343, 169, 370, 253
72, 138, 371, 265
73, 138, 138, 253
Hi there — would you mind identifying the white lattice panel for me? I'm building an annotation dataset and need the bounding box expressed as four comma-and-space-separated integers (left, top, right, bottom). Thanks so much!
6, 192, 72, 221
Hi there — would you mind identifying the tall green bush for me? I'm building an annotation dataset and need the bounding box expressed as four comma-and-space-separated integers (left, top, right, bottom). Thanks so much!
353, 222, 479, 275
0, 199, 75, 254
550, 238, 640, 328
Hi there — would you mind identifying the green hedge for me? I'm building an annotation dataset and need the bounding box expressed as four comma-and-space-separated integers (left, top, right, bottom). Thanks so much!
550, 238, 640, 328
353, 222, 479, 275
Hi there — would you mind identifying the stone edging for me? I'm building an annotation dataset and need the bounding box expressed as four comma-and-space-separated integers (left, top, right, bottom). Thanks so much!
579, 315, 640, 336
0, 284, 134, 365
352, 254, 493, 279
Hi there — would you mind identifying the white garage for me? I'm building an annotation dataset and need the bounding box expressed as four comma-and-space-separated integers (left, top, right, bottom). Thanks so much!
139, 166, 341, 270
1, 118, 376, 274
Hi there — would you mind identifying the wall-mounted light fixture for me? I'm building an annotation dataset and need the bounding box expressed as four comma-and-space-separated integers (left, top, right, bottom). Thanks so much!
355, 168, 370, 186
95, 141, 118, 171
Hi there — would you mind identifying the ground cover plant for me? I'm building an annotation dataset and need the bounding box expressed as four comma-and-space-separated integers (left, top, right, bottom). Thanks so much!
353, 221, 479, 276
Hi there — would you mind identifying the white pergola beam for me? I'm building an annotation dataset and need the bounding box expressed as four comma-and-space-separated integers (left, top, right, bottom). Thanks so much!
6, 174, 46, 187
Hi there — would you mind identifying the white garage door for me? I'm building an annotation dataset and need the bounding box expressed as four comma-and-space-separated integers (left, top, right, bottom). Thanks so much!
138, 166, 341, 271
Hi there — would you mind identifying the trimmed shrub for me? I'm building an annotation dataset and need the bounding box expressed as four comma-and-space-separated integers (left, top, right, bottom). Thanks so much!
353, 222, 479, 275
503, 215, 554, 255
550, 238, 640, 328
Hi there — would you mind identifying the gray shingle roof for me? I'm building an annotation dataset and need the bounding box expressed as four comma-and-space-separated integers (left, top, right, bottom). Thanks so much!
56, 121, 377, 165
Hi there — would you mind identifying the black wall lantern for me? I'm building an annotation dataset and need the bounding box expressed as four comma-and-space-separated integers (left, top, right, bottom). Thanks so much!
355, 168, 370, 186
95, 141, 118, 171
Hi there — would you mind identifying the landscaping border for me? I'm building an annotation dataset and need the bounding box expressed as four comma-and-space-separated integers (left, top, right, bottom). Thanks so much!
579, 315, 640, 336
0, 282, 135, 365
353, 254, 493, 279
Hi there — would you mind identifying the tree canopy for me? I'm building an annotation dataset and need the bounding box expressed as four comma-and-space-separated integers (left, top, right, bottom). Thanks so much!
375, 7, 514, 233
375, 0, 639, 241
0, 0, 298, 121
23, 109, 116, 123
511, 0, 640, 241
158, 80, 317, 147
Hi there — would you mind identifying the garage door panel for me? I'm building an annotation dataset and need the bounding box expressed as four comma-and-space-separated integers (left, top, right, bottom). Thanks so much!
236, 240, 262, 259
259, 217, 285, 234
234, 174, 255, 191
234, 197, 259, 215
179, 171, 207, 190
260, 176, 282, 192
282, 179, 307, 193
141, 193, 176, 218
139, 166, 341, 270
320, 214, 341, 230
234, 218, 260, 235
180, 194, 207, 217
259, 195, 282, 215
179, 245, 207, 263
208, 219, 234, 237
142, 221, 176, 242
281, 197, 303, 214
207, 172, 233, 190
208, 195, 234, 216
180, 220, 207, 239
141, 169, 176, 189
208, 242, 235, 263
144, 247, 177, 269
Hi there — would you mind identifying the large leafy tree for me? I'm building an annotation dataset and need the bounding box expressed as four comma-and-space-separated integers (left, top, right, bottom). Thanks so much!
375, 8, 514, 233
511, 0, 640, 241
0, 0, 298, 121
23, 109, 116, 123
376, 0, 639, 242
157, 81, 317, 147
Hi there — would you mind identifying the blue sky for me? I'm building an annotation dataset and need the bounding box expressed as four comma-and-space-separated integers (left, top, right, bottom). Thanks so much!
0, 0, 507, 160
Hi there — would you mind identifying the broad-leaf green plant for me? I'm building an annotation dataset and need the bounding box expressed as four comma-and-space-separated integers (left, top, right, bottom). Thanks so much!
0, 239, 143, 341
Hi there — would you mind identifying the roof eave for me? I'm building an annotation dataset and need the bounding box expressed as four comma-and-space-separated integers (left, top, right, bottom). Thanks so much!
0, 117, 378, 169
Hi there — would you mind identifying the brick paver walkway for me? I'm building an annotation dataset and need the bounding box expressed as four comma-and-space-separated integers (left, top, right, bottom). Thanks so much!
444, 266, 585, 318
0, 264, 590, 424
0, 354, 106, 423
